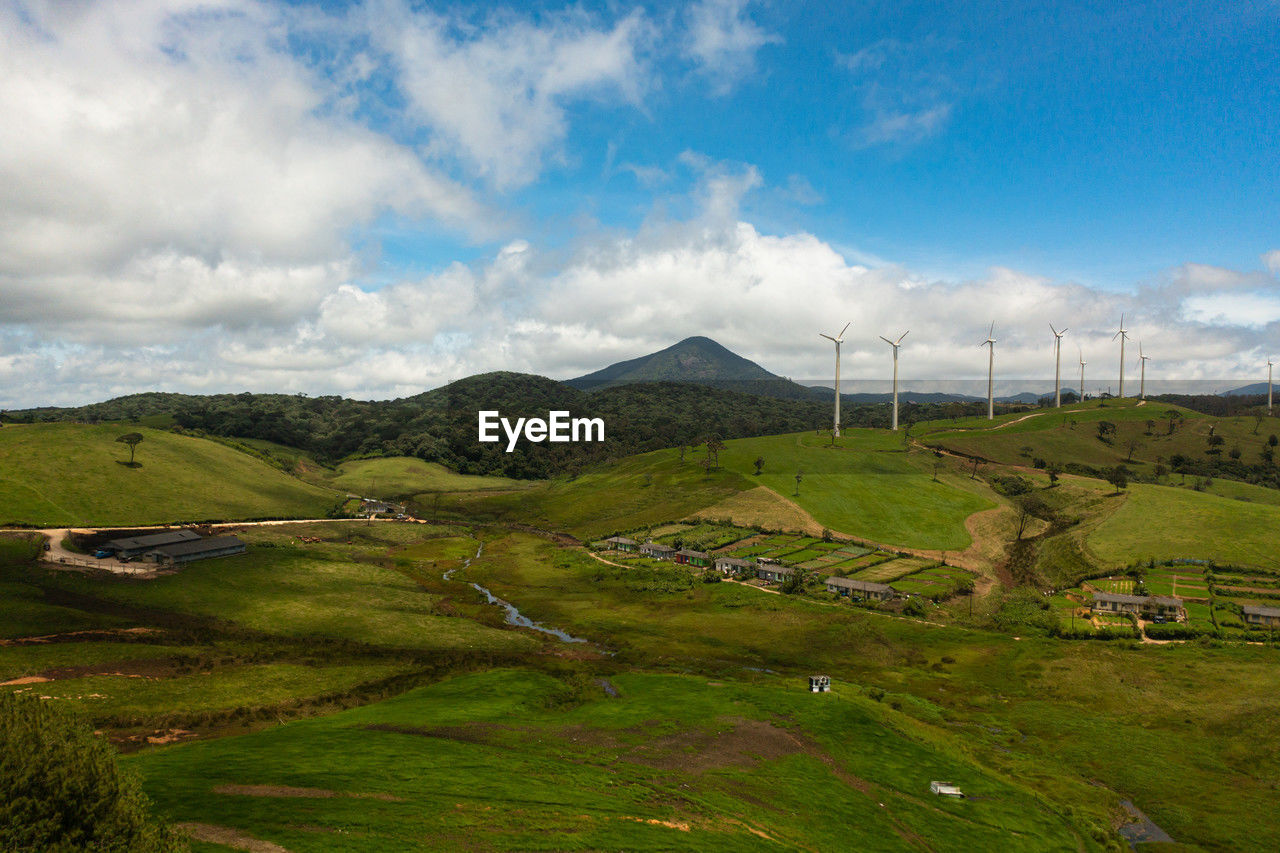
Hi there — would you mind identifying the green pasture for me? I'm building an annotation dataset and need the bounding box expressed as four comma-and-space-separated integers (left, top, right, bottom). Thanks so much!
128, 669, 1095, 852
39, 525, 533, 654
0, 423, 339, 526
427, 449, 751, 539
323, 456, 530, 499
715, 431, 995, 550
1088, 485, 1280, 571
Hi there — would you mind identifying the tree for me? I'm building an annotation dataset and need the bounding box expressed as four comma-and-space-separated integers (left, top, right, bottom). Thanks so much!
115, 432, 143, 465
1165, 410, 1182, 435
1096, 421, 1117, 443
1106, 466, 1129, 493
1, 693, 181, 852
1045, 462, 1062, 486
794, 469, 803, 496
753, 455, 765, 475
704, 435, 725, 469
780, 567, 807, 595
1124, 437, 1144, 462
1014, 493, 1049, 540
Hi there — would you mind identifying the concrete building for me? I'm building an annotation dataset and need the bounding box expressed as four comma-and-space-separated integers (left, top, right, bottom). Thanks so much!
1243, 604, 1280, 628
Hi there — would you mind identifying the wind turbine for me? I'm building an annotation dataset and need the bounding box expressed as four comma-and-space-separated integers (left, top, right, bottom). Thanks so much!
1112, 314, 1130, 398
981, 322, 996, 420
1259, 356, 1269, 414
1138, 341, 1151, 401
878, 331, 909, 431
819, 322, 851, 437
1078, 346, 1087, 402
1050, 324, 1068, 408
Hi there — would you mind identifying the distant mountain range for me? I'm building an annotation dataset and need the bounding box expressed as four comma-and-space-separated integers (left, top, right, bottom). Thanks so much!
568, 336, 1060, 405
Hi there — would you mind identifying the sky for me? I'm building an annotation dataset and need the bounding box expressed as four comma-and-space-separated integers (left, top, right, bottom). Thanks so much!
3, 0, 1279, 408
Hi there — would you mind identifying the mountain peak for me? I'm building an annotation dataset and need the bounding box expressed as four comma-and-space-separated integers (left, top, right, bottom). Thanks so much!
567, 337, 781, 391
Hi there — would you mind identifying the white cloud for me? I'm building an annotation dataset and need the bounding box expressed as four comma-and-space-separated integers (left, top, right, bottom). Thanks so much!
683, 0, 781, 93
366, 0, 654, 189
837, 37, 959, 148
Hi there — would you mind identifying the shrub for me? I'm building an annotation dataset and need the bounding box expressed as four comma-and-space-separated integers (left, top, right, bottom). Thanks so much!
0, 693, 182, 852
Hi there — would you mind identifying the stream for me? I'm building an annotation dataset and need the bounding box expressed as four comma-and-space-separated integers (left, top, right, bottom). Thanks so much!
443, 542, 588, 644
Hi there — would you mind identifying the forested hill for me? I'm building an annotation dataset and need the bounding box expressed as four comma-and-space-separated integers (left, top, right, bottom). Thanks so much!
4, 375, 833, 479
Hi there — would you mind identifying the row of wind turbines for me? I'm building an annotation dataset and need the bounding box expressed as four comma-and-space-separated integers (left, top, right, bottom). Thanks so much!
821, 315, 1276, 434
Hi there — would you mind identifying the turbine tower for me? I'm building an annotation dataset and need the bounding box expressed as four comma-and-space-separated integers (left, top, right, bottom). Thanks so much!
819, 322, 851, 437
1259, 356, 1269, 414
981, 322, 996, 420
1078, 346, 1086, 402
1112, 314, 1130, 398
1050, 323, 1068, 408
878, 331, 909, 431
1138, 341, 1151, 401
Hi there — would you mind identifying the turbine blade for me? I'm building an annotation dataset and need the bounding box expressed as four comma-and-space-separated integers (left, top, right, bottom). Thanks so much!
839, 321, 851, 338
879, 336, 893, 345
819, 334, 836, 342
898, 330, 909, 344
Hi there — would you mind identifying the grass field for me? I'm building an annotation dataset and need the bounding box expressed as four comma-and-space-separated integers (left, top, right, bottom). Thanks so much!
320, 456, 532, 498
920, 399, 1280, 477
0, 423, 340, 526
1088, 484, 1280, 571
427, 449, 752, 539
125, 668, 1098, 852
713, 431, 996, 550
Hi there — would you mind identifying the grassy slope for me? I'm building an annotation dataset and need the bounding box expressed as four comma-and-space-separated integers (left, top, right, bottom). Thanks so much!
459, 533, 1280, 852
127, 669, 1093, 852
41, 524, 533, 654
0, 424, 339, 526
715, 431, 996, 550
323, 456, 531, 497
921, 398, 1276, 471
1088, 484, 1280, 570
428, 449, 752, 540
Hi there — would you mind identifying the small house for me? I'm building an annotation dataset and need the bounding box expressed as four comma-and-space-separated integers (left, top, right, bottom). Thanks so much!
1091, 591, 1146, 615
808, 675, 830, 693
145, 536, 246, 566
1091, 591, 1184, 622
757, 564, 793, 584
1243, 604, 1280, 628
825, 576, 896, 601
603, 536, 638, 553
103, 529, 201, 559
640, 542, 677, 561
714, 556, 755, 576
674, 549, 710, 568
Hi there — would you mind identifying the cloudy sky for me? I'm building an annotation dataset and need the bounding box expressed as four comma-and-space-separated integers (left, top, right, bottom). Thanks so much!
3, 0, 1279, 408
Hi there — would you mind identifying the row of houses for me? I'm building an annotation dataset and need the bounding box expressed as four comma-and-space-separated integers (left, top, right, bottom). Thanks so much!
603, 537, 900, 601
99, 530, 246, 567
1090, 591, 1185, 622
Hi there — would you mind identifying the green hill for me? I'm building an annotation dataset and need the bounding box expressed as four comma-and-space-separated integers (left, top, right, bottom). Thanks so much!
0, 424, 340, 526
1088, 484, 1280, 570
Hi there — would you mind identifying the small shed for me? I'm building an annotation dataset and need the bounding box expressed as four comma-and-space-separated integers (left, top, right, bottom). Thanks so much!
808, 675, 830, 693
930, 781, 963, 797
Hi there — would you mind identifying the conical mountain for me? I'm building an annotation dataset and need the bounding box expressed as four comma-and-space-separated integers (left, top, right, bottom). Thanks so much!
567, 336, 810, 397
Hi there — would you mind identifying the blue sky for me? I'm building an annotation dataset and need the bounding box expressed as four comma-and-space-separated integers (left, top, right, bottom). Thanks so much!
1, 0, 1278, 406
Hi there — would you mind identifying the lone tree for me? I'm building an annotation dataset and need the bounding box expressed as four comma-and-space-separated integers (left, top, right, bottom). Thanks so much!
115, 432, 143, 465
753, 456, 765, 475
794, 469, 803, 496
1106, 465, 1129, 493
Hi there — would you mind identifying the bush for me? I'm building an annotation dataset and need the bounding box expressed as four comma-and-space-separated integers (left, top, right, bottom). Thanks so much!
0, 693, 182, 852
